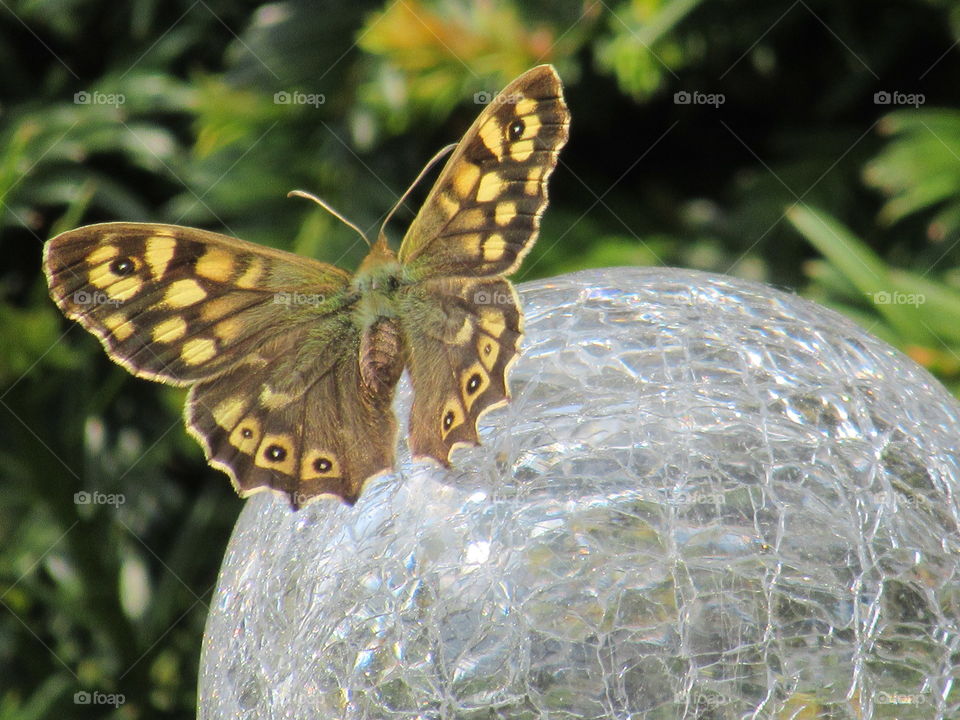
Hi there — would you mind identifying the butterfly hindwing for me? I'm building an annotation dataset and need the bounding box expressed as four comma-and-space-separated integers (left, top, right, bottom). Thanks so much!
185, 314, 399, 507
397, 64, 569, 278
43, 222, 351, 384
399, 277, 522, 464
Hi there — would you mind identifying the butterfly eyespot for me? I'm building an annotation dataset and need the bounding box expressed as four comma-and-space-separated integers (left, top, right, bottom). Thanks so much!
482, 342, 493, 356
241, 428, 254, 439
443, 410, 456, 430
313, 457, 332, 473
466, 373, 482, 394
264, 444, 287, 462
507, 119, 525, 142
110, 257, 136, 276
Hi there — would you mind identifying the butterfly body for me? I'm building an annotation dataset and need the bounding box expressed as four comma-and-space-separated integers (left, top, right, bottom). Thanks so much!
44, 65, 569, 508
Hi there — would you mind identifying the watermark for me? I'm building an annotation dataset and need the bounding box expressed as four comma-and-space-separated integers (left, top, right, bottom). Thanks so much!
274, 90, 325, 107
865, 290, 925, 307
875, 689, 930, 706
73, 290, 124, 307
74, 91, 125, 107
673, 90, 725, 108
74, 490, 125, 507
474, 91, 525, 106
74, 690, 126, 708
473, 289, 514, 305
274, 291, 326, 307
874, 90, 925, 108
660, 488, 725, 505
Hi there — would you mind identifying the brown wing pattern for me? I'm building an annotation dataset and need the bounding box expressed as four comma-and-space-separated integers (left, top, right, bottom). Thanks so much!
185, 314, 399, 507
398, 65, 570, 278
398, 277, 522, 464
43, 222, 351, 384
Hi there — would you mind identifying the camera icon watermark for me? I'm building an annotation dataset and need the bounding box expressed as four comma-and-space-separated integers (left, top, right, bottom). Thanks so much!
473, 289, 513, 305
873, 90, 925, 108
74, 90, 125, 107
73, 290, 124, 307
875, 688, 929, 705
74, 490, 125, 507
865, 290, 925, 308
273, 291, 326, 307
273, 90, 326, 107
673, 90, 725, 108
474, 90, 524, 106
73, 690, 125, 707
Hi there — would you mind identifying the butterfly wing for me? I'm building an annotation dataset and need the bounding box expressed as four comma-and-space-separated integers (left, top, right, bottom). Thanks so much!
394, 66, 568, 466
397, 64, 569, 277
397, 277, 522, 464
185, 314, 398, 507
44, 222, 351, 384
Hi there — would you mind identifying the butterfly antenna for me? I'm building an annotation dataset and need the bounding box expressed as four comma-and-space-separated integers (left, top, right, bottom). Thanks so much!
378, 143, 457, 243
287, 190, 371, 248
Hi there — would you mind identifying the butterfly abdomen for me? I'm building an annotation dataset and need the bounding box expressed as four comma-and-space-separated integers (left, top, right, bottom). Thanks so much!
358, 317, 405, 405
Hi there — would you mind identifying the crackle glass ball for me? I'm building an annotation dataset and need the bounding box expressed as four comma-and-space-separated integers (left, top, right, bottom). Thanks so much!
199, 267, 960, 720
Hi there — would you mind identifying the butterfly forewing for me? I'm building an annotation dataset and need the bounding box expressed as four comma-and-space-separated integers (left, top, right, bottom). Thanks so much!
44, 223, 351, 384
397, 64, 569, 278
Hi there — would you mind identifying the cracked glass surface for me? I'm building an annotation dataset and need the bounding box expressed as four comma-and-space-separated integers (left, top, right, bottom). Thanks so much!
199, 267, 960, 719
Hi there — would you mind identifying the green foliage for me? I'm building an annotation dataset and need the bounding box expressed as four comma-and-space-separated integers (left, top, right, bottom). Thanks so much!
1, 0, 958, 717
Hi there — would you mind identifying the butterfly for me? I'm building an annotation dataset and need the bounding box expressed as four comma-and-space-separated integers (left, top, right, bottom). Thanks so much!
43, 65, 570, 509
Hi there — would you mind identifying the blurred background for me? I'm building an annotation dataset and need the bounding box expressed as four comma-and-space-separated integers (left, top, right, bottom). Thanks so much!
2, 0, 959, 717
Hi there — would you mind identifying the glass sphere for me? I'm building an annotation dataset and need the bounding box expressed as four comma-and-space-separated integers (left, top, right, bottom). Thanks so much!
199, 268, 960, 719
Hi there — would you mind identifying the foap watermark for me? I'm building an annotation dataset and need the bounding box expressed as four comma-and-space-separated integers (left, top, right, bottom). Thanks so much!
73, 289, 124, 307
74, 90, 125, 107
74, 490, 125, 507
865, 290, 925, 308
474, 91, 525, 106
674, 90, 725, 108
74, 690, 125, 708
874, 688, 930, 706
474, 289, 513, 306
274, 291, 326, 307
274, 90, 325, 107
874, 90, 925, 108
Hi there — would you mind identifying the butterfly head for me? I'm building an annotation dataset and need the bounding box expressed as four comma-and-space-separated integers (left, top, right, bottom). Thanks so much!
353, 236, 403, 294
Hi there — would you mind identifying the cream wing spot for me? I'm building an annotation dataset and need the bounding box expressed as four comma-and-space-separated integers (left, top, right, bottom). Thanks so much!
103, 312, 133, 342
87, 245, 120, 265
440, 398, 466, 439
196, 247, 236, 282
509, 139, 536, 162
301, 450, 341, 480
165, 279, 207, 308
460, 362, 490, 411
479, 120, 505, 161
477, 335, 500, 371
259, 385, 298, 410
453, 162, 481, 198
152, 316, 187, 343
524, 165, 545, 196
201, 294, 249, 322
494, 201, 517, 226
255, 434, 296, 474
482, 234, 507, 263
514, 98, 537, 117
236, 257, 265, 289
479, 308, 507, 338
181, 337, 217, 365
229, 416, 261, 453
477, 172, 503, 202
105, 275, 144, 302
144, 236, 176, 279
519, 113, 541, 139
213, 316, 242, 344
212, 396, 247, 429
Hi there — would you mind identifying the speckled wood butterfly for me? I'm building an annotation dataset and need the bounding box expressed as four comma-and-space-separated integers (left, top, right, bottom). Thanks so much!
44, 65, 569, 508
